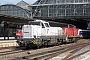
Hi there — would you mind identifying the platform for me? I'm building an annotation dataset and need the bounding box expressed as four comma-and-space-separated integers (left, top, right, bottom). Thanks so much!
0, 39, 18, 48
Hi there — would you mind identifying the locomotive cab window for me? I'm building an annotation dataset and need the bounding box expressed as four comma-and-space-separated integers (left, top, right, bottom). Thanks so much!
45, 23, 50, 27
41, 23, 45, 28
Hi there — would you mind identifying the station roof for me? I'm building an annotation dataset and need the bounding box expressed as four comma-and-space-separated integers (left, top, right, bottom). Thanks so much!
0, 14, 33, 24
0, 13, 68, 27
0, 13, 88, 29
16, 0, 30, 10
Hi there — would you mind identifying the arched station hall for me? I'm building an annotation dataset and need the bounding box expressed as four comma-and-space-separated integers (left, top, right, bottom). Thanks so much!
0, 2, 32, 38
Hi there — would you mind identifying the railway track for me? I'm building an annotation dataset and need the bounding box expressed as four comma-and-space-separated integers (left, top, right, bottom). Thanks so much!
49, 40, 90, 60
0, 46, 17, 50
0, 47, 28, 57
0, 39, 89, 60
62, 44, 90, 60
0, 49, 24, 56
11, 39, 90, 60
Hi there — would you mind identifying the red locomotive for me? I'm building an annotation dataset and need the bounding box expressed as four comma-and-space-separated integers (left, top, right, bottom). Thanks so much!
62, 24, 79, 42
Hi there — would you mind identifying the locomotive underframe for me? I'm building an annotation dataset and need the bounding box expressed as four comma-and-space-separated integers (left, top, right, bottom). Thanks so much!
17, 35, 80, 48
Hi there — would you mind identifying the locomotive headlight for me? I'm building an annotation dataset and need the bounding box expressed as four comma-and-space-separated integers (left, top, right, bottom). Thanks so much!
33, 40, 37, 44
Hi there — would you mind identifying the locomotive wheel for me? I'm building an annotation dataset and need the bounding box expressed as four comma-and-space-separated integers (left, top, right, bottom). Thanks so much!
36, 45, 40, 48
42, 39, 46, 47
73, 38, 78, 42
44, 41, 48, 46
56, 39, 62, 45
19, 43, 24, 47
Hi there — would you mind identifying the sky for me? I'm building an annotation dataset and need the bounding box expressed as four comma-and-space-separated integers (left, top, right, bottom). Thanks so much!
0, 0, 37, 5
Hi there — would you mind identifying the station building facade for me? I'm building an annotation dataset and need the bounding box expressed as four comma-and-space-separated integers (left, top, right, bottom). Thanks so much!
31, 0, 90, 19
0, 5, 31, 18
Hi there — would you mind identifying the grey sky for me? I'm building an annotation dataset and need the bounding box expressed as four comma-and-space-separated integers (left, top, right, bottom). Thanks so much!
0, 0, 37, 5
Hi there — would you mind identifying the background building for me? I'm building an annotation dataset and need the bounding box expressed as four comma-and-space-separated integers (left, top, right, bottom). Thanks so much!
0, 4, 31, 18
31, 0, 90, 19
16, 0, 30, 10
